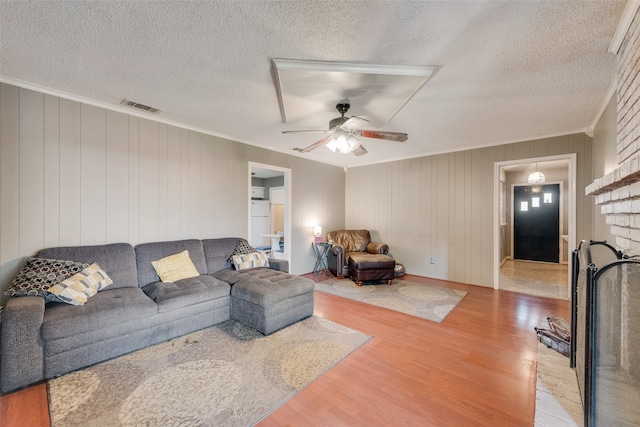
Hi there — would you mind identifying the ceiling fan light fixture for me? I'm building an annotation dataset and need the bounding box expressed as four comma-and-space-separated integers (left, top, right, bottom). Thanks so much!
326, 131, 360, 154
284, 99, 407, 156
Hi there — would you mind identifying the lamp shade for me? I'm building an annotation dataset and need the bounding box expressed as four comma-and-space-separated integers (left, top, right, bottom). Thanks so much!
313, 225, 323, 243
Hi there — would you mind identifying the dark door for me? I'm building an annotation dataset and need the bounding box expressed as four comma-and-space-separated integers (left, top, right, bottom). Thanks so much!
513, 183, 560, 263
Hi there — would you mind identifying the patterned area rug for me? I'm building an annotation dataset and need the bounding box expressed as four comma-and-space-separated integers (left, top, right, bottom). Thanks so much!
315, 278, 467, 323
48, 316, 370, 426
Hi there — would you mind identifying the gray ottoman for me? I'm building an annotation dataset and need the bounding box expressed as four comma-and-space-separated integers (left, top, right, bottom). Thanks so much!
214, 268, 314, 334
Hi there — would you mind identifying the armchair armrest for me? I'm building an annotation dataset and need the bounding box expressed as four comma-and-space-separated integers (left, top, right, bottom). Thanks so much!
328, 244, 346, 278
367, 241, 389, 255
331, 244, 345, 257
1, 296, 46, 392
268, 258, 289, 273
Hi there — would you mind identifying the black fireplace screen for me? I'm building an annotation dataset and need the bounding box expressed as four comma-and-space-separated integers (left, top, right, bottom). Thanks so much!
572, 240, 640, 426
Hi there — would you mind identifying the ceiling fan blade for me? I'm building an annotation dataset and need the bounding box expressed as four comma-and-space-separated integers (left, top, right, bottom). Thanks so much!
352, 144, 368, 156
341, 116, 369, 129
292, 135, 334, 153
282, 129, 329, 135
355, 130, 408, 142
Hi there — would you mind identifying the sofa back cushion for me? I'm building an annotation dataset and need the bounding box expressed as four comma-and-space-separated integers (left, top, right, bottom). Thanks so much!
327, 230, 371, 253
135, 240, 206, 287
201, 238, 243, 273
35, 243, 137, 290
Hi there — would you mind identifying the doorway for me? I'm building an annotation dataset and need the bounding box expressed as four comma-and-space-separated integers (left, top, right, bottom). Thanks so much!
493, 154, 576, 300
513, 183, 560, 263
248, 162, 291, 267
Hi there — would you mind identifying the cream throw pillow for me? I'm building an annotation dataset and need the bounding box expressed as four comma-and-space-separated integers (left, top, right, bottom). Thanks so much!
232, 251, 270, 271
151, 250, 200, 282
49, 263, 113, 305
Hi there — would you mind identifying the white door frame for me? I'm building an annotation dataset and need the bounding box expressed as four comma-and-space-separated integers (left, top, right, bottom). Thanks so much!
248, 162, 292, 267
493, 153, 576, 297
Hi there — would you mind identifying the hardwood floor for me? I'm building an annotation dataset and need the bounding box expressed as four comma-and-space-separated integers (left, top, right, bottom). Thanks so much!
263, 273, 570, 427
0, 274, 570, 427
0, 381, 49, 427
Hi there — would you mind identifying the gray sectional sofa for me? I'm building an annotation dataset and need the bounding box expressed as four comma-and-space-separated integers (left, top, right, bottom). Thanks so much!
0, 237, 315, 393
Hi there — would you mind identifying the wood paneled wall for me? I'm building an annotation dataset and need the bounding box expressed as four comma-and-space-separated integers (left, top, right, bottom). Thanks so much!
345, 134, 593, 287
0, 83, 345, 304
0, 81, 601, 297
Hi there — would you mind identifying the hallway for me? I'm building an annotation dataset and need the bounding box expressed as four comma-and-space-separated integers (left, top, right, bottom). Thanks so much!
500, 259, 569, 300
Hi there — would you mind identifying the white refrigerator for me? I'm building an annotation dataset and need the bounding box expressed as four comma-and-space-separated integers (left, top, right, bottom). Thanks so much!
250, 200, 271, 248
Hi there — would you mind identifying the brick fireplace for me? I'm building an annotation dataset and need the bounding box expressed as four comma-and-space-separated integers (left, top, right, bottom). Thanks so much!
587, 8, 640, 254
579, 6, 640, 426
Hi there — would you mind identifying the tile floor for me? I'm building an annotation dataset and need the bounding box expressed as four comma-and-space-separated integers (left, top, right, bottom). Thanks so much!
500, 259, 569, 300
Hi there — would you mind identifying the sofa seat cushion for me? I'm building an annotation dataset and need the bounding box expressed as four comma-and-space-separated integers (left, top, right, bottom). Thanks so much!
42, 287, 157, 341
348, 252, 395, 269
142, 275, 230, 313
213, 268, 314, 307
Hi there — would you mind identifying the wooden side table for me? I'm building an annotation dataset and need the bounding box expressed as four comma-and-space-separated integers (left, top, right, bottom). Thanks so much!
312, 242, 332, 277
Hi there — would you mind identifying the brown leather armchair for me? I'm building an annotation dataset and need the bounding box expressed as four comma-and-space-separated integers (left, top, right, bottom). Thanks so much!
326, 230, 395, 286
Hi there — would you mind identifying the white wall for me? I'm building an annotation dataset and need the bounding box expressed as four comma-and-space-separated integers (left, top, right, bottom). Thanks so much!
346, 134, 593, 287
0, 83, 345, 305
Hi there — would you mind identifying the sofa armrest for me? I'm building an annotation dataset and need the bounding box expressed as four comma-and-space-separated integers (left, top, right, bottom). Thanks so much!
367, 241, 389, 255
268, 259, 289, 273
1, 297, 46, 393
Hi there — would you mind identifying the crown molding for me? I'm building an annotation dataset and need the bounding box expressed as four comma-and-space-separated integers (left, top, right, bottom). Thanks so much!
586, 77, 617, 137
348, 129, 588, 170
609, 0, 640, 54
0, 76, 352, 170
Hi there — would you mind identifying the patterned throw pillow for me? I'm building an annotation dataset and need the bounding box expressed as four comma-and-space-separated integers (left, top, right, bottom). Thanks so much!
4, 257, 90, 302
151, 250, 200, 282
232, 252, 270, 271
48, 263, 113, 305
226, 239, 257, 263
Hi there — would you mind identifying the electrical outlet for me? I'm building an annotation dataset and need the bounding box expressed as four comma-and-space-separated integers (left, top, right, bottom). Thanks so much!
430, 257, 436, 264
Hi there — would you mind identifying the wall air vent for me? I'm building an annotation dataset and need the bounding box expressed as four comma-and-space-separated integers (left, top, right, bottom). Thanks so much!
120, 98, 161, 114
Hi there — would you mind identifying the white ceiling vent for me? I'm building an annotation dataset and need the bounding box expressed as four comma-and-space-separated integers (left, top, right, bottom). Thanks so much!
120, 98, 161, 114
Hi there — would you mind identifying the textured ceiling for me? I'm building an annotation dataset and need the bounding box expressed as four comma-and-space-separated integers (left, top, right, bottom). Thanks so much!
0, 1, 626, 169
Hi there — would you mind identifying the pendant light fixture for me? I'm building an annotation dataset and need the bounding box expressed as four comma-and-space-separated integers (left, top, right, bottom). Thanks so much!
528, 163, 545, 184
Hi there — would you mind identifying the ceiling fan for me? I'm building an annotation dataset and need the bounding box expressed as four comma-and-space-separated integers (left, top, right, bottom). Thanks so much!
283, 100, 408, 156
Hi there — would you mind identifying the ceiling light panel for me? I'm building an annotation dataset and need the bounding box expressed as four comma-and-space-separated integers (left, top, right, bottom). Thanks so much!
273, 59, 436, 127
